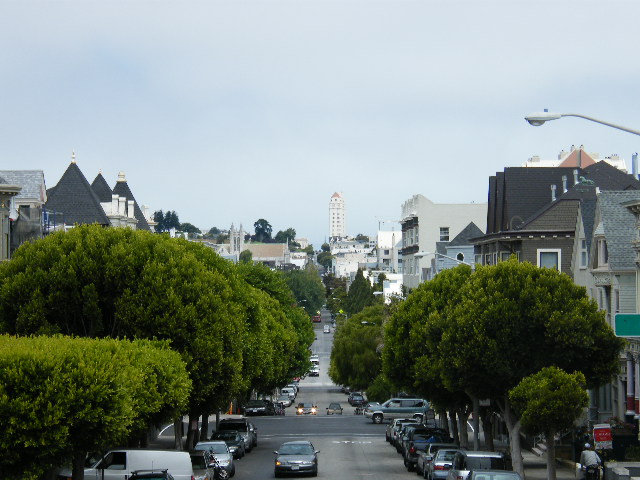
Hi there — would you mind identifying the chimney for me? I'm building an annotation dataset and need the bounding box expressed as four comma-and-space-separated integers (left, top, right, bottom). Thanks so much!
573, 169, 579, 185
562, 175, 567, 193
551, 184, 557, 202
111, 194, 118, 215
127, 200, 135, 219
633, 153, 638, 180
118, 197, 126, 216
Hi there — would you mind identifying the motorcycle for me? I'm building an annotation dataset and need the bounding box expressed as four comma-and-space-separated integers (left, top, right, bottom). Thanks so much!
205, 451, 230, 480
582, 464, 601, 480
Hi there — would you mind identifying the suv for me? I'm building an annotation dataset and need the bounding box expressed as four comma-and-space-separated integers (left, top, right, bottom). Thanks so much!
242, 399, 275, 416
217, 418, 258, 450
446, 451, 507, 480
348, 392, 366, 407
364, 397, 429, 424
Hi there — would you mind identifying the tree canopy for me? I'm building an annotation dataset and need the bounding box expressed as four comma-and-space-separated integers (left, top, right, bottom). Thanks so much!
153, 210, 180, 233
282, 264, 325, 316
344, 269, 375, 316
253, 218, 273, 243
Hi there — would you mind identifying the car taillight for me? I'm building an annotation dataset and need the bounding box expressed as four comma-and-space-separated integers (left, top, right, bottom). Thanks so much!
409, 446, 416, 454
435, 465, 446, 470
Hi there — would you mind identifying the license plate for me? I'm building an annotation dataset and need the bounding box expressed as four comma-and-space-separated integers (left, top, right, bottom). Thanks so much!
291, 466, 299, 471
250, 409, 257, 413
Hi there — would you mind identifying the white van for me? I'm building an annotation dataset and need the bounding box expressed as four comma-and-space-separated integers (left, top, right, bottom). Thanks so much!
57, 449, 194, 480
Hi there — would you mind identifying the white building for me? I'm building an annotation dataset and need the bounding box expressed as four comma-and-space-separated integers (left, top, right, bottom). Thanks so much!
376, 230, 402, 273
401, 194, 487, 290
329, 192, 346, 241
523, 145, 628, 171
331, 239, 376, 278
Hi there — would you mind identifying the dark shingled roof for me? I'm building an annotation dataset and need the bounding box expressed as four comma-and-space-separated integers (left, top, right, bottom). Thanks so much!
597, 191, 640, 271
91, 173, 113, 203
449, 222, 484, 246
112, 177, 150, 231
45, 163, 110, 226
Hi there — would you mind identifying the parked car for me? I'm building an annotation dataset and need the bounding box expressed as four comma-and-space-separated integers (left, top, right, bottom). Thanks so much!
326, 402, 343, 415
308, 366, 320, 377
312, 315, 322, 322
364, 397, 429, 424
217, 417, 258, 449
446, 451, 508, 480
193, 441, 235, 477
274, 440, 319, 477
386, 418, 417, 443
189, 450, 219, 480
402, 431, 453, 469
348, 392, 366, 407
210, 431, 246, 459
242, 399, 276, 417
387, 418, 419, 446
281, 387, 297, 399
296, 402, 318, 415
277, 394, 292, 408
423, 448, 465, 480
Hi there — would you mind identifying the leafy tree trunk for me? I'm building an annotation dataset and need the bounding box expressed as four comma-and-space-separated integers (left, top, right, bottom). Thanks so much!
450, 410, 460, 445
501, 397, 524, 479
72, 449, 86, 480
471, 395, 480, 451
186, 414, 199, 450
440, 408, 450, 434
457, 408, 469, 449
480, 409, 495, 451
174, 417, 183, 450
546, 428, 557, 480
200, 414, 209, 441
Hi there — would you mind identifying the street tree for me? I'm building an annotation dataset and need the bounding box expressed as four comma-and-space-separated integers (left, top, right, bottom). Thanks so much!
0, 335, 190, 480
383, 265, 474, 445
344, 269, 374, 316
239, 249, 253, 263
253, 218, 273, 243
510, 367, 589, 480
180, 222, 201, 235
153, 210, 181, 232
440, 259, 624, 477
282, 264, 325, 316
329, 304, 387, 391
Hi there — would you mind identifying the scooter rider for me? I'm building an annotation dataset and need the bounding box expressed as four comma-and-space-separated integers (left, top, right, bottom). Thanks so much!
579, 443, 601, 479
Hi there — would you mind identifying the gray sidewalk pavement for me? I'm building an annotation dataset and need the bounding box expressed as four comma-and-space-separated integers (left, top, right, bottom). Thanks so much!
521, 448, 577, 480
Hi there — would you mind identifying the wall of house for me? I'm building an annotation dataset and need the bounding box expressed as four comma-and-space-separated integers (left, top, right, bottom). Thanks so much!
618, 273, 637, 313
520, 237, 574, 275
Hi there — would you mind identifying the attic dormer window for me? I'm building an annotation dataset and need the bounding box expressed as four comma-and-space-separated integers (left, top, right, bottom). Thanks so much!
596, 238, 609, 267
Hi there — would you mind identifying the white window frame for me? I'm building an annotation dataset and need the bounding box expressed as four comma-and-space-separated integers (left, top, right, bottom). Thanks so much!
579, 239, 588, 269
537, 248, 561, 271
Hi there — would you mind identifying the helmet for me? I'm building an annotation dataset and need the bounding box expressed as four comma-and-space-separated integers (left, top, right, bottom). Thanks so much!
584, 443, 592, 449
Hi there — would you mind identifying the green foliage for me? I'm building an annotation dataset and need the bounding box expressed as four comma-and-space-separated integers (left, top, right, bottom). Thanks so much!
442, 259, 624, 399
321, 243, 330, 252
253, 218, 273, 243
282, 265, 325, 316
179, 222, 201, 234
366, 373, 396, 402
509, 366, 588, 435
316, 251, 333, 269
329, 304, 386, 391
0, 335, 190, 480
274, 228, 296, 245
153, 210, 180, 233
239, 249, 253, 264
355, 234, 369, 242
344, 269, 375, 316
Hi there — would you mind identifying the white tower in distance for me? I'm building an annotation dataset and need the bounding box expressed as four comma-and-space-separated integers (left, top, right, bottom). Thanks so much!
329, 192, 346, 241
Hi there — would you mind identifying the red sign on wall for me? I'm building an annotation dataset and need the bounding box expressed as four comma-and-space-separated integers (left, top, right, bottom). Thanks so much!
593, 424, 613, 450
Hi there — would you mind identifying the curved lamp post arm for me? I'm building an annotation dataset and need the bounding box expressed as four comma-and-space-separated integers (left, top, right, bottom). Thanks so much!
525, 110, 640, 136
560, 113, 640, 137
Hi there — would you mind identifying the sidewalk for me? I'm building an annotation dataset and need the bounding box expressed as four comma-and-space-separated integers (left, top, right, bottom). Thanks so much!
522, 448, 577, 480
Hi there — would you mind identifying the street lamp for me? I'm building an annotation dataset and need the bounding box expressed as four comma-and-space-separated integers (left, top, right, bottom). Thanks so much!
525, 109, 640, 136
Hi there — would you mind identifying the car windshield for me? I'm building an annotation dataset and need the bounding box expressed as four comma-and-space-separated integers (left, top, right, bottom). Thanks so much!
196, 443, 228, 454
299, 403, 314, 408
245, 400, 266, 407
212, 432, 237, 440
437, 450, 459, 461
279, 444, 314, 455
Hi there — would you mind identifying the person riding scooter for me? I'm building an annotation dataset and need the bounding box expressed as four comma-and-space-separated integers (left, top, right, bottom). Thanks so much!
579, 443, 601, 480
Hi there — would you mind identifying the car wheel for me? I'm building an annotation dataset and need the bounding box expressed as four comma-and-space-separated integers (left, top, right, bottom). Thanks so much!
372, 413, 383, 424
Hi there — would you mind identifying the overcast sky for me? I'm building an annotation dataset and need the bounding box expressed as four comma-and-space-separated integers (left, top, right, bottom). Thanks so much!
2, 0, 640, 248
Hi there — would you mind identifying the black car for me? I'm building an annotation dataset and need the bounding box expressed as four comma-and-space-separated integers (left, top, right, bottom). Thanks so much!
274, 440, 319, 477
242, 399, 276, 416
210, 431, 246, 459
129, 470, 174, 480
348, 392, 366, 407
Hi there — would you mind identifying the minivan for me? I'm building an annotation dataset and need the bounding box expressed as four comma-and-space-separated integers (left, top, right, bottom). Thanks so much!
281, 387, 296, 399
57, 449, 194, 480
364, 397, 429, 424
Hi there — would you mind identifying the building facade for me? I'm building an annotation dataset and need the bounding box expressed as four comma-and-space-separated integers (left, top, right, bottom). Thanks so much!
400, 194, 486, 289
329, 192, 346, 241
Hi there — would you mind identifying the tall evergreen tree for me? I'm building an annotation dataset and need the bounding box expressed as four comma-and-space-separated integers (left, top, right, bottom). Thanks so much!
344, 269, 374, 316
